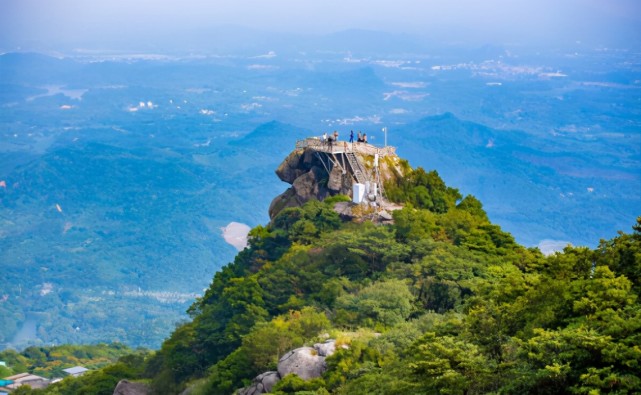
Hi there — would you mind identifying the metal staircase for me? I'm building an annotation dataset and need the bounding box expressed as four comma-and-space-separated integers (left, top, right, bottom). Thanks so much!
346, 152, 368, 184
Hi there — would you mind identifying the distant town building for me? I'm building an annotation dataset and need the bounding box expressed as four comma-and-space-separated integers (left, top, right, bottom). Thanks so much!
0, 372, 50, 391
62, 366, 89, 377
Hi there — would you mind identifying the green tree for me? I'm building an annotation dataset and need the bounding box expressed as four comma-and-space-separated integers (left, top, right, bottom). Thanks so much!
321, 224, 409, 276
384, 167, 461, 213
196, 349, 253, 395
392, 206, 438, 242
272, 374, 326, 394
405, 333, 495, 394
335, 279, 414, 329
595, 216, 641, 292
456, 195, 488, 221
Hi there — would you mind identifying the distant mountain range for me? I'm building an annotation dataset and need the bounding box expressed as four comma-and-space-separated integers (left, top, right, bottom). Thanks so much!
393, 113, 640, 246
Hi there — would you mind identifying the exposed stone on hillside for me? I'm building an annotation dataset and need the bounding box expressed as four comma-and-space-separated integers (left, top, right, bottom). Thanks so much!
313, 339, 336, 357
379, 210, 393, 221
291, 166, 328, 203
270, 145, 402, 219
237, 339, 344, 394
327, 166, 345, 192
268, 187, 300, 219
270, 148, 352, 219
113, 380, 150, 395
333, 202, 353, 219
237, 371, 280, 395
275, 150, 306, 183
277, 347, 327, 381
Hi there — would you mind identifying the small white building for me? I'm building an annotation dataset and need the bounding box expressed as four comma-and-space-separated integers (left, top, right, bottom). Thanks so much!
353, 183, 366, 203
63, 366, 89, 377
2, 372, 50, 390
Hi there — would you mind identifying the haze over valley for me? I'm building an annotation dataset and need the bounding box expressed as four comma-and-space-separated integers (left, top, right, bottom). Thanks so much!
1, 0, 640, 351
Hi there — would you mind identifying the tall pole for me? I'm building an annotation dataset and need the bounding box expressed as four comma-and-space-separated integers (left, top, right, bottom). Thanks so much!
382, 127, 388, 147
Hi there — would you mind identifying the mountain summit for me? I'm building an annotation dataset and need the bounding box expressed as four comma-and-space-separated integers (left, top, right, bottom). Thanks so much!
269, 138, 400, 219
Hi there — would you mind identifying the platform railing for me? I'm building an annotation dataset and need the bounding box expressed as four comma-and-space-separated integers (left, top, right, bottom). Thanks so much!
295, 137, 396, 157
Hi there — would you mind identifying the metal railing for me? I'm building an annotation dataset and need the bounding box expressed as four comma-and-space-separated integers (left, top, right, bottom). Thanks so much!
295, 138, 396, 157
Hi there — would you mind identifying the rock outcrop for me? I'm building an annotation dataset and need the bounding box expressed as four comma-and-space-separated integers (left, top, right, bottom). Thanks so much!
237, 371, 280, 395
277, 346, 327, 381
270, 148, 353, 219
275, 150, 307, 184
237, 340, 341, 394
113, 380, 150, 395
269, 142, 402, 219
313, 339, 336, 357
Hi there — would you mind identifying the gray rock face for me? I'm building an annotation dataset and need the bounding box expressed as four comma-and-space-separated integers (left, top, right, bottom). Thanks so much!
313, 340, 336, 357
270, 148, 359, 219
333, 202, 353, 219
291, 166, 324, 202
275, 150, 306, 184
379, 210, 393, 221
268, 187, 300, 219
113, 380, 150, 395
277, 347, 327, 380
301, 148, 316, 167
237, 371, 280, 395
327, 166, 344, 192
236, 340, 345, 394
270, 146, 403, 219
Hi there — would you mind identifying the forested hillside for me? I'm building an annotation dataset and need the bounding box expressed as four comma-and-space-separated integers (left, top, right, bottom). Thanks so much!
9, 163, 641, 394
2, 46, 640, 350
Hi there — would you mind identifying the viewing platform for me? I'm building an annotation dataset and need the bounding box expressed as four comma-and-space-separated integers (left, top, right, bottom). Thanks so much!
295, 137, 396, 157
269, 135, 403, 220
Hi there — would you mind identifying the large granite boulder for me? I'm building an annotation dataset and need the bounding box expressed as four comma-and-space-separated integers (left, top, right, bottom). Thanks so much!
275, 150, 305, 184
277, 347, 327, 380
301, 147, 316, 166
268, 187, 300, 219
234, 339, 346, 394
113, 380, 150, 395
327, 166, 344, 192
237, 371, 280, 395
270, 166, 331, 218
292, 166, 327, 202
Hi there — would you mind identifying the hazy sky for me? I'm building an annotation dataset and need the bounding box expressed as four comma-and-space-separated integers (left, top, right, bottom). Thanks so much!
1, 0, 640, 51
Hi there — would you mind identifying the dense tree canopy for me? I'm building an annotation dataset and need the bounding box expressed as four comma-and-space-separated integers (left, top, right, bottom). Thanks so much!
7, 165, 640, 395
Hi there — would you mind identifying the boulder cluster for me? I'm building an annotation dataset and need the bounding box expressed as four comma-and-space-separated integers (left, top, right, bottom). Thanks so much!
238, 340, 340, 395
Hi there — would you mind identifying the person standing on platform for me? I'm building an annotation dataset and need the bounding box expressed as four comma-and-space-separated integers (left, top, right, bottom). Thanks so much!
349, 130, 354, 143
